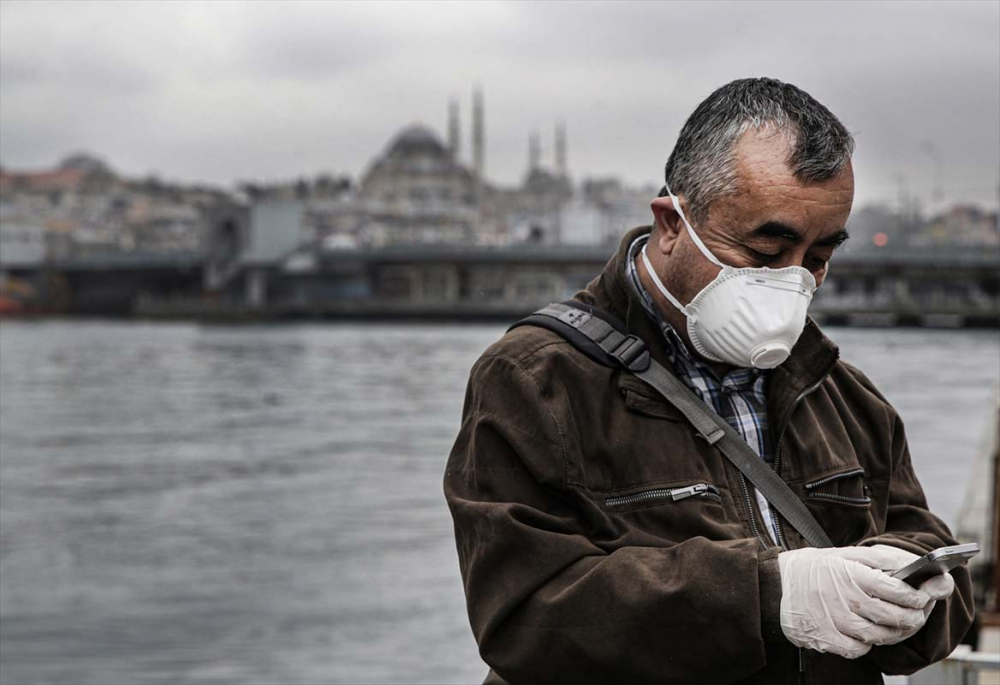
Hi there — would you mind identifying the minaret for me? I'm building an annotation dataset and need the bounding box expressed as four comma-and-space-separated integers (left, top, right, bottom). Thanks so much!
529, 131, 541, 172
472, 86, 485, 179
447, 99, 461, 160
555, 122, 567, 178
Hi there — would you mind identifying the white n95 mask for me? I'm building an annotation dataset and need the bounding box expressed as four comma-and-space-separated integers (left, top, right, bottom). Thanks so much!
640, 184, 817, 369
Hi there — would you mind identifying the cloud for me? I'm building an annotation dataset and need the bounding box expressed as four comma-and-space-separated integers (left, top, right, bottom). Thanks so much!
1, 0, 997, 206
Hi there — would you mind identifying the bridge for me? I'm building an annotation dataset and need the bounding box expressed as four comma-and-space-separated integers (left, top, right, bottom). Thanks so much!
3, 245, 998, 327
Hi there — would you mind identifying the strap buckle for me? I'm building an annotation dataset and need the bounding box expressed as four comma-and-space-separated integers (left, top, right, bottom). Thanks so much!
696, 427, 726, 445
609, 334, 650, 372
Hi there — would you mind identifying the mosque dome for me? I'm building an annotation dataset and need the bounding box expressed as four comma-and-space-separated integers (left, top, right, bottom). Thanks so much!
386, 124, 449, 158
359, 122, 476, 206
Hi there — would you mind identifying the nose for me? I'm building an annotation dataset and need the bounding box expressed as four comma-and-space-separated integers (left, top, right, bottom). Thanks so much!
773, 248, 828, 287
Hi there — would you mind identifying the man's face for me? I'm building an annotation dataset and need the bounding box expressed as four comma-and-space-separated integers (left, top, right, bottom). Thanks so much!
650, 128, 855, 306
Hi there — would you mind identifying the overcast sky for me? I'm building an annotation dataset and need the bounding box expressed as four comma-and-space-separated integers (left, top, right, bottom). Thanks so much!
1, 0, 998, 209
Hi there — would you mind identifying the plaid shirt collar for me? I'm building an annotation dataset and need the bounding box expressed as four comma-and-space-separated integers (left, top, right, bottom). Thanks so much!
622, 233, 767, 403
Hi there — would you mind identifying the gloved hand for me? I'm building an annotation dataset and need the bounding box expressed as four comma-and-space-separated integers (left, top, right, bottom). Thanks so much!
845, 544, 956, 646
777, 545, 935, 659
896, 571, 955, 644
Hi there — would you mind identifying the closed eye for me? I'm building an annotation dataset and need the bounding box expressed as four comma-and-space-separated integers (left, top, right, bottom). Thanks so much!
747, 248, 781, 265
748, 248, 830, 272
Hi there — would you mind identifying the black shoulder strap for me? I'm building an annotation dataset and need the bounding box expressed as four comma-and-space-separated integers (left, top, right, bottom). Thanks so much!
508, 300, 651, 371
511, 301, 833, 549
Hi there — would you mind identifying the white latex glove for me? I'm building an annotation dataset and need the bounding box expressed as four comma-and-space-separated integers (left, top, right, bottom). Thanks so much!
845, 544, 956, 646
893, 571, 956, 644
777, 545, 933, 659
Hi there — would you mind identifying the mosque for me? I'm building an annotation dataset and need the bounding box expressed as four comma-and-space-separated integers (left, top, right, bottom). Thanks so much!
357, 101, 481, 245
210, 88, 655, 256
354, 88, 649, 247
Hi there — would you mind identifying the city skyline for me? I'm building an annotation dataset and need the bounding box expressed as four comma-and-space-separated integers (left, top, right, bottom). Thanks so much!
1, 1, 999, 209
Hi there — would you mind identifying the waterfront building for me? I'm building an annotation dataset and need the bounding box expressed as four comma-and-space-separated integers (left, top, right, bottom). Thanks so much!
328, 92, 658, 248
0, 154, 229, 260
356, 124, 482, 246
0, 217, 46, 267
922, 205, 1000, 249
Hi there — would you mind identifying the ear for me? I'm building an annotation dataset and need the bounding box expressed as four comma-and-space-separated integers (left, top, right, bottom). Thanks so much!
649, 196, 684, 256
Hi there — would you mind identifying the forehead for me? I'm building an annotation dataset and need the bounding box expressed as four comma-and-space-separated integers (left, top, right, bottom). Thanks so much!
712, 128, 855, 237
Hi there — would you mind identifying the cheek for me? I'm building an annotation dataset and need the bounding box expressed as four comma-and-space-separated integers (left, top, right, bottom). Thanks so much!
666, 240, 721, 301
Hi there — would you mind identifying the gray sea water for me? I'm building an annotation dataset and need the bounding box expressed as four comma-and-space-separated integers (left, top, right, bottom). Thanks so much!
1, 321, 998, 685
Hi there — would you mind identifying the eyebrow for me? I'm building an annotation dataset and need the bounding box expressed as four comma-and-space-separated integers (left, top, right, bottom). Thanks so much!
750, 221, 850, 247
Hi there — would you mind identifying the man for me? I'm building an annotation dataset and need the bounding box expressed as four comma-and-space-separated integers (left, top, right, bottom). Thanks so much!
443, 78, 973, 684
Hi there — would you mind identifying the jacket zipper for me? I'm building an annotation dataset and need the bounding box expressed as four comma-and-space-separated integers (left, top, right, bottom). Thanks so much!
804, 467, 865, 490
735, 376, 831, 563
768, 369, 835, 685
605, 483, 721, 508
739, 377, 827, 551
770, 372, 834, 548
738, 475, 768, 549
805, 468, 871, 504
806, 491, 872, 504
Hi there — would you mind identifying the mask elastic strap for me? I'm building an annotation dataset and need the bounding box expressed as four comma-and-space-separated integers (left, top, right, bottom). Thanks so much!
664, 182, 726, 270
640, 243, 689, 316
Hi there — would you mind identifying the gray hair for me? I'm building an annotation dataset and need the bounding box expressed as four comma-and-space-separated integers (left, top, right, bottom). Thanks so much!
663, 77, 855, 224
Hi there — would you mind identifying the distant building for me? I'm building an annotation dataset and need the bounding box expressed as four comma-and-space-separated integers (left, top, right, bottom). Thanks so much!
357, 124, 481, 246
922, 205, 1000, 248
494, 167, 572, 245
842, 203, 1000, 253
486, 137, 654, 246
0, 153, 116, 197
0, 220, 46, 267
579, 177, 658, 243
231, 90, 659, 249
0, 167, 88, 196
0, 153, 231, 261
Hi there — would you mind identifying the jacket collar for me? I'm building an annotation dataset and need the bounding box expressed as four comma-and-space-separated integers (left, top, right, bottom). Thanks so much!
575, 225, 841, 411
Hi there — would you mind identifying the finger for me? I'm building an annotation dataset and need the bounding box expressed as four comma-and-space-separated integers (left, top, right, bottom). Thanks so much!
851, 595, 927, 632
865, 544, 922, 568
831, 544, 920, 572
810, 630, 873, 659
833, 612, 907, 646
848, 561, 931, 609
918, 572, 955, 601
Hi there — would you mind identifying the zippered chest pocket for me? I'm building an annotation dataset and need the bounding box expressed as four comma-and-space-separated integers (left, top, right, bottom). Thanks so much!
804, 467, 871, 505
605, 482, 722, 510
593, 480, 739, 545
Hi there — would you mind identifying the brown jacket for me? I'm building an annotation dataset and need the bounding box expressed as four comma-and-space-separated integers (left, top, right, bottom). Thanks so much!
444, 226, 974, 684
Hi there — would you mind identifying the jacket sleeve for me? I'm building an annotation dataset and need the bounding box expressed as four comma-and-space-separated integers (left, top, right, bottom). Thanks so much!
851, 374, 976, 675
444, 352, 783, 685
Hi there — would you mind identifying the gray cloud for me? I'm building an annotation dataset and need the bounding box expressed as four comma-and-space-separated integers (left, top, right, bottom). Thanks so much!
1, 0, 997, 208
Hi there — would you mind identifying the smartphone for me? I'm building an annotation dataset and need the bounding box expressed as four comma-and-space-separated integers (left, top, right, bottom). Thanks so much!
890, 543, 980, 587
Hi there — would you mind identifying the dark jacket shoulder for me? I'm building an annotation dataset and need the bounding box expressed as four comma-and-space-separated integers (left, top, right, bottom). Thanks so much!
473, 321, 612, 387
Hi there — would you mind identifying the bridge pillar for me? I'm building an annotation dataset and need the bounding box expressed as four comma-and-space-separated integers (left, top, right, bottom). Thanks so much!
894, 277, 914, 311
246, 268, 267, 308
